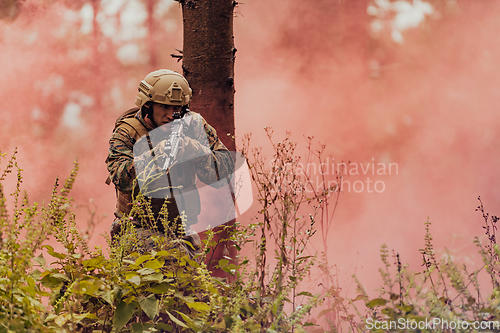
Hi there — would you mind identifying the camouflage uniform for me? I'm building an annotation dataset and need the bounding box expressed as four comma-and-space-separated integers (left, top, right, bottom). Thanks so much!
106, 107, 233, 255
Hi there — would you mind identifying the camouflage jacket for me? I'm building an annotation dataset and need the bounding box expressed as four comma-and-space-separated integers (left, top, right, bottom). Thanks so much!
106, 108, 233, 226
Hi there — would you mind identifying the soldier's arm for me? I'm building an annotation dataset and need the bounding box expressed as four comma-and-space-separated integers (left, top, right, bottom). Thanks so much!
107, 128, 137, 193
191, 115, 234, 186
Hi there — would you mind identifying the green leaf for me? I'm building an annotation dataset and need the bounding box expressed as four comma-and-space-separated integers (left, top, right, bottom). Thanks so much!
41, 274, 65, 289
52, 273, 70, 281
30, 269, 42, 280
186, 258, 199, 268
155, 250, 172, 258
123, 259, 136, 265
179, 257, 187, 267
44, 313, 58, 323
381, 307, 396, 316
127, 275, 141, 286
165, 310, 188, 328
480, 307, 494, 314
224, 315, 234, 329
132, 323, 154, 333
149, 282, 175, 294
156, 322, 173, 332
72, 280, 99, 296
187, 301, 210, 312
135, 254, 152, 266
137, 268, 156, 275
113, 300, 138, 331
114, 285, 124, 300
174, 291, 194, 303
82, 257, 105, 269
144, 259, 164, 270
34, 254, 46, 267
72, 312, 99, 323
366, 298, 387, 308
42, 245, 66, 260
141, 272, 163, 283
98, 289, 114, 305
297, 291, 313, 297
406, 315, 426, 322
132, 323, 144, 333
224, 263, 237, 274
177, 311, 200, 330
397, 304, 414, 314
218, 259, 229, 268
125, 272, 138, 280
26, 276, 36, 289
54, 313, 71, 326
138, 294, 158, 320
303, 322, 318, 327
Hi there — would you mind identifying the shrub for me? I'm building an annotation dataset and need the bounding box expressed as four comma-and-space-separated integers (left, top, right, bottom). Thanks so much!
0, 129, 334, 332
342, 200, 500, 333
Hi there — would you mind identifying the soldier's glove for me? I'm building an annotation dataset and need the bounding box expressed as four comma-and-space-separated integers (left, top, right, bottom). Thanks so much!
134, 140, 170, 167
176, 137, 211, 162
153, 140, 171, 157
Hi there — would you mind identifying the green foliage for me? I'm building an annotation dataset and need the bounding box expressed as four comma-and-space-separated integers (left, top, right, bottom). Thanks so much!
0, 134, 329, 332
236, 128, 333, 332
16, 131, 500, 333
339, 202, 500, 333
0, 149, 58, 332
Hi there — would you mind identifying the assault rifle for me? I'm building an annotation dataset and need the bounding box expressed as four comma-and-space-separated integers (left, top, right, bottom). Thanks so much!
161, 110, 193, 172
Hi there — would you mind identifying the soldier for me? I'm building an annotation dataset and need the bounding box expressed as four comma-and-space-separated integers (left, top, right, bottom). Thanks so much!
106, 69, 234, 256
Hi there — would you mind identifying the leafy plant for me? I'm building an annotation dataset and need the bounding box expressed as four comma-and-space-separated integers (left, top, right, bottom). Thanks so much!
17, 129, 500, 333
0, 127, 339, 333
0, 149, 77, 333
339, 200, 500, 333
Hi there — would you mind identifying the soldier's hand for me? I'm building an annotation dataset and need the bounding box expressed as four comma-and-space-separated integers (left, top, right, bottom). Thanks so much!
134, 139, 170, 171
153, 140, 171, 157
177, 137, 211, 162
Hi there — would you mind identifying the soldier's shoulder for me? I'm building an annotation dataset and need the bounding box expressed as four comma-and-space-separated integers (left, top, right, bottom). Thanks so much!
114, 107, 141, 125
187, 111, 207, 129
112, 108, 150, 141
189, 111, 216, 128
188, 111, 203, 121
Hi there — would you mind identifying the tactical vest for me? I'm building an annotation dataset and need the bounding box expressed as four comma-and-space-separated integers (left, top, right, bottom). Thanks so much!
107, 107, 200, 232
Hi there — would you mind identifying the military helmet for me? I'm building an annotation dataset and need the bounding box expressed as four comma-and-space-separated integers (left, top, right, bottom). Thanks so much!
135, 69, 192, 107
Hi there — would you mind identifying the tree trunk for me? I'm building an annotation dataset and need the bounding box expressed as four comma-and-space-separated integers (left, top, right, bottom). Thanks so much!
181, 0, 236, 151
180, 0, 236, 277
0, 0, 20, 20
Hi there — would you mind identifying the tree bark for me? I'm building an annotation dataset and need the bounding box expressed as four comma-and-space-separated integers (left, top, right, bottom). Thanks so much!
180, 0, 236, 277
0, 0, 20, 20
181, 0, 236, 151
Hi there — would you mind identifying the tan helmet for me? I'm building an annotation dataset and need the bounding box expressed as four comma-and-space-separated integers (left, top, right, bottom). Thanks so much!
135, 69, 192, 107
